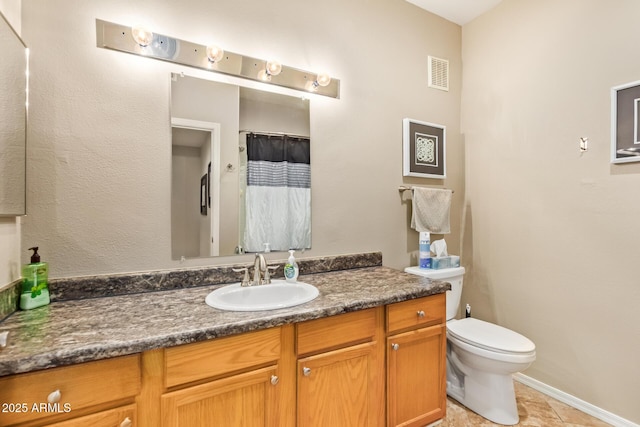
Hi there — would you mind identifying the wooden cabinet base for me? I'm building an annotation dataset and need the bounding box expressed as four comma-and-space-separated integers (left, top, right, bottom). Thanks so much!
1, 294, 446, 427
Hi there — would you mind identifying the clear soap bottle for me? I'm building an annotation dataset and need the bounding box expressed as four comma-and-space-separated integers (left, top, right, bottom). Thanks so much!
20, 247, 50, 310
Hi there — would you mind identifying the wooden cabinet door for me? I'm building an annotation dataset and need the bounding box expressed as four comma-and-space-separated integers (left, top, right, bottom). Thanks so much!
161, 365, 281, 427
387, 324, 446, 427
297, 342, 383, 427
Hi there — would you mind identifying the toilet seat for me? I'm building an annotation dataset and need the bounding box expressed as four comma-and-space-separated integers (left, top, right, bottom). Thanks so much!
447, 318, 535, 355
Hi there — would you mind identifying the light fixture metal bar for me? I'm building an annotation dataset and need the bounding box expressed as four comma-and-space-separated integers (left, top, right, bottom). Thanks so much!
95, 19, 340, 99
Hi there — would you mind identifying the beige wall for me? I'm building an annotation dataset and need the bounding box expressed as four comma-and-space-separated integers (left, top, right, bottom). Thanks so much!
6, 0, 640, 423
0, 0, 21, 288
0, 218, 20, 287
462, 0, 640, 423
0, 0, 20, 33
20, 0, 463, 277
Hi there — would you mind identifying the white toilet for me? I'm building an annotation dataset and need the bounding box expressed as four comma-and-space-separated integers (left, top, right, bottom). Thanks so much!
405, 266, 536, 425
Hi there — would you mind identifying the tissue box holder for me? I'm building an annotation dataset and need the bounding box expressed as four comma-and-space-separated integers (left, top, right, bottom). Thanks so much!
430, 255, 460, 269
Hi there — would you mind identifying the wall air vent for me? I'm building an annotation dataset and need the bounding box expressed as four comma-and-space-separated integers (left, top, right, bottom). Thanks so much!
428, 56, 449, 91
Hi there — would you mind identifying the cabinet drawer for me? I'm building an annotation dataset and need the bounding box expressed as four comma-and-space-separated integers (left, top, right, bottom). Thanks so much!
386, 293, 445, 334
0, 355, 140, 426
296, 308, 377, 356
47, 403, 136, 427
165, 327, 281, 388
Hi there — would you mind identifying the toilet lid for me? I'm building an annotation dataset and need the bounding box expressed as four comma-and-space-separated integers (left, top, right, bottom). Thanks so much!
447, 318, 535, 354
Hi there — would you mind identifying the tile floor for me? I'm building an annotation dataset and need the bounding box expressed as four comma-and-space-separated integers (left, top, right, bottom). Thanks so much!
440, 381, 613, 427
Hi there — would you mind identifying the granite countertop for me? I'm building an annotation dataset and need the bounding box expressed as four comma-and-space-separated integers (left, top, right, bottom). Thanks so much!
0, 266, 449, 377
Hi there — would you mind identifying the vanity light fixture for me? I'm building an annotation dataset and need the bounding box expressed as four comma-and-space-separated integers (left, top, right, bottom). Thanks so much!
131, 24, 153, 47
315, 72, 331, 87
257, 69, 271, 82
96, 19, 340, 98
258, 60, 282, 81
206, 44, 224, 63
266, 60, 282, 76
307, 72, 332, 92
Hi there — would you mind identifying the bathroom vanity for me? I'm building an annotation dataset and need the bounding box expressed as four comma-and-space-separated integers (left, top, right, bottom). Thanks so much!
0, 253, 449, 427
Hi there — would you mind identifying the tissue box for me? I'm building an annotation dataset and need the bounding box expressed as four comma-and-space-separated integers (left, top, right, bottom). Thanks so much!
430, 255, 460, 269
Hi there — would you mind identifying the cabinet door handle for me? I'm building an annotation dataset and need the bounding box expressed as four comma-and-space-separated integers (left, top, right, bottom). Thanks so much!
270, 375, 279, 385
417, 310, 425, 318
302, 367, 312, 376
47, 389, 61, 403
391, 343, 399, 351
120, 417, 132, 427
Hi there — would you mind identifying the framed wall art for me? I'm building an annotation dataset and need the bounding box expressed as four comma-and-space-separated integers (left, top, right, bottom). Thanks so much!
611, 80, 640, 163
200, 173, 207, 215
207, 162, 211, 208
403, 118, 446, 179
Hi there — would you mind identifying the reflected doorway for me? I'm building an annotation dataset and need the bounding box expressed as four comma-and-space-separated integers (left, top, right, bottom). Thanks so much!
171, 119, 221, 258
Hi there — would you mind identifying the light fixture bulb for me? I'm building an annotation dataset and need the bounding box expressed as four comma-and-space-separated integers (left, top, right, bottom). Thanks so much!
315, 72, 331, 87
257, 69, 272, 82
306, 81, 318, 92
131, 25, 153, 47
266, 60, 282, 76
206, 45, 224, 63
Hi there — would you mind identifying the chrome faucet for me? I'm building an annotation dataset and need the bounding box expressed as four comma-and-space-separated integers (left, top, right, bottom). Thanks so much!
232, 253, 278, 286
253, 253, 266, 285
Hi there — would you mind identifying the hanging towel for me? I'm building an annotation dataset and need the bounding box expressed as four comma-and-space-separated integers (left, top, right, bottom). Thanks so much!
410, 187, 452, 233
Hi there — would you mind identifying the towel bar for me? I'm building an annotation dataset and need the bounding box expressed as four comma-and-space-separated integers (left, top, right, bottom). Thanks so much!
398, 186, 453, 193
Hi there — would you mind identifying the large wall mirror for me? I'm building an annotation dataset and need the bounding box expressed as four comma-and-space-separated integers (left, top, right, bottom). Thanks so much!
0, 12, 27, 216
171, 74, 311, 259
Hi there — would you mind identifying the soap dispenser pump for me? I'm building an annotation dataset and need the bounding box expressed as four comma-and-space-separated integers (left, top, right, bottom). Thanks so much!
20, 247, 50, 310
284, 250, 299, 283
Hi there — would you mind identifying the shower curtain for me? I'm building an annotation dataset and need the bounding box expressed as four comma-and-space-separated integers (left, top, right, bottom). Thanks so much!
243, 133, 311, 252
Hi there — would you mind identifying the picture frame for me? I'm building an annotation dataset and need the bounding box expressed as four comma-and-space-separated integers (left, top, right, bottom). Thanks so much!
403, 118, 446, 179
200, 174, 207, 215
611, 80, 640, 163
207, 162, 211, 208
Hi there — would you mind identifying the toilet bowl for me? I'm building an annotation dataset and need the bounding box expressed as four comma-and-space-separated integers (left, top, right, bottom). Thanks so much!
404, 266, 536, 425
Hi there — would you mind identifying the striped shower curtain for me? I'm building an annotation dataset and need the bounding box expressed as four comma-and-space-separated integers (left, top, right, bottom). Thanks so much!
243, 133, 311, 252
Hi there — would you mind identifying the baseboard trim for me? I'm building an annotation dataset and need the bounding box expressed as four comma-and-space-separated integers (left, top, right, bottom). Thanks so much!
514, 373, 639, 427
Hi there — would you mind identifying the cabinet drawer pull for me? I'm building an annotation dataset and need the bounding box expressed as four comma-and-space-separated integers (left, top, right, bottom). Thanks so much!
47, 389, 61, 403
302, 367, 312, 376
270, 375, 279, 385
391, 343, 399, 351
120, 417, 132, 427
417, 310, 425, 318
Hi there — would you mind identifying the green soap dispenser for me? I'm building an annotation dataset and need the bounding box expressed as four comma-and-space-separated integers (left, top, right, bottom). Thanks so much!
20, 247, 50, 310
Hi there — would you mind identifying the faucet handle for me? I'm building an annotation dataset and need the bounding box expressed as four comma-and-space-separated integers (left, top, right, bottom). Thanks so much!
264, 265, 280, 284
232, 267, 250, 287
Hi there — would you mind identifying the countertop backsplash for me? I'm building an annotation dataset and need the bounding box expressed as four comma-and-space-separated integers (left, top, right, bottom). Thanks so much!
0, 280, 20, 321
48, 251, 383, 301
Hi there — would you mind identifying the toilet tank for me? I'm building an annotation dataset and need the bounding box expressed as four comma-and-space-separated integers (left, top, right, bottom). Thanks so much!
404, 266, 465, 321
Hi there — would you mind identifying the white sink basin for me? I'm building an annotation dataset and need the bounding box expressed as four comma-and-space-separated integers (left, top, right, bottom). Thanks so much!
205, 280, 319, 311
